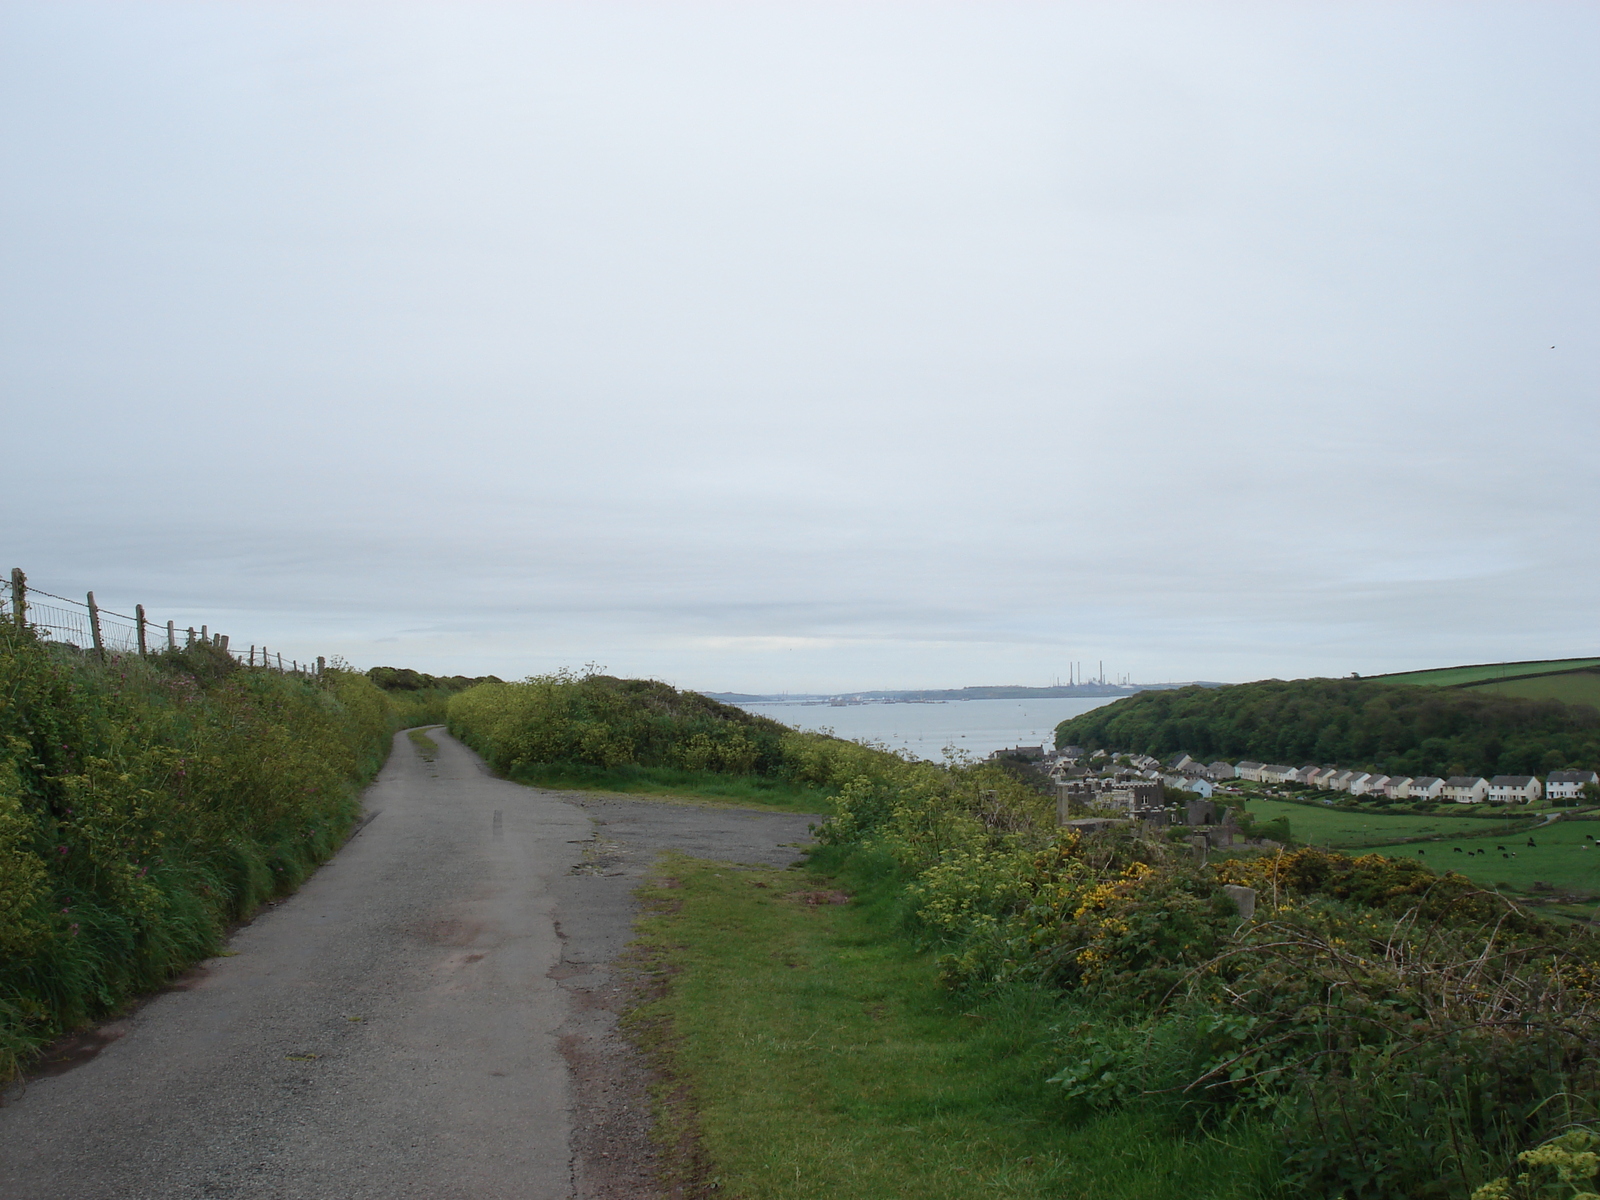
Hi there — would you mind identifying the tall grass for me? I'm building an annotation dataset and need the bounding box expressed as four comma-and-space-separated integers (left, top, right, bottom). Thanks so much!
0, 626, 396, 1078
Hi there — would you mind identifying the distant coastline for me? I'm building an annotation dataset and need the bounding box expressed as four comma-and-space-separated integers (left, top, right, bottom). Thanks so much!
704, 682, 1223, 704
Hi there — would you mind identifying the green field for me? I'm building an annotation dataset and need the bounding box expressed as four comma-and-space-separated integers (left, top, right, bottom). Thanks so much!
1462, 670, 1600, 709
1365, 817, 1600, 897
1234, 797, 1531, 849
1377, 657, 1600, 686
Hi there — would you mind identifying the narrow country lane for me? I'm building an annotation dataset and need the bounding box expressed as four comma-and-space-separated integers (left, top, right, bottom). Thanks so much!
0, 729, 818, 1200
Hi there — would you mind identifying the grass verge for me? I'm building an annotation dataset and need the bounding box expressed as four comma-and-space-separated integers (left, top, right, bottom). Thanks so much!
507, 762, 835, 813
626, 850, 1276, 1200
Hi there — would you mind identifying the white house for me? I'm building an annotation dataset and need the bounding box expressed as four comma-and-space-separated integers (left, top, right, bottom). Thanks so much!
1547, 770, 1599, 801
1235, 762, 1266, 782
1326, 770, 1355, 791
1384, 776, 1414, 799
1307, 767, 1340, 789
1345, 772, 1373, 795
1167, 753, 1195, 771
1408, 776, 1445, 801
1260, 764, 1295, 784
1358, 774, 1391, 797
1488, 775, 1542, 804
1445, 776, 1490, 804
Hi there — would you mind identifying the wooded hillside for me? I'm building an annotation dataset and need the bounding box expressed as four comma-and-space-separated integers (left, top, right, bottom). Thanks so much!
1055, 678, 1600, 778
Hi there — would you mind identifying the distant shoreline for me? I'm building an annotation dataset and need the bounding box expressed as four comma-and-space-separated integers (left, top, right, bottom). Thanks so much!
704, 682, 1222, 704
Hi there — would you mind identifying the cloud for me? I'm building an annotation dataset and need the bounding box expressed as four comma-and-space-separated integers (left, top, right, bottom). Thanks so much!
3, 1, 1597, 691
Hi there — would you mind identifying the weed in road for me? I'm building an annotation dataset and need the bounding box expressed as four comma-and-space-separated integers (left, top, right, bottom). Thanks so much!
406, 727, 440, 761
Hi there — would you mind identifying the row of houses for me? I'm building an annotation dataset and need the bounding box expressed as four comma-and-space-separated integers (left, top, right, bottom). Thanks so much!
1163, 753, 1598, 804
1050, 748, 1597, 806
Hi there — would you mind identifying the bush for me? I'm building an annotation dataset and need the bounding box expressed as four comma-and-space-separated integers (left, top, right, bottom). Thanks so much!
448, 671, 793, 776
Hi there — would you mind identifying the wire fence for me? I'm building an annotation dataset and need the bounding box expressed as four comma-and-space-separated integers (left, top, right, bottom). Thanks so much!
3, 568, 323, 676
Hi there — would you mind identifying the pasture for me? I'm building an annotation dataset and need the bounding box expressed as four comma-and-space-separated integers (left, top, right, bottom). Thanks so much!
1376, 657, 1600, 686
1464, 670, 1600, 709
1364, 817, 1600, 896
1234, 796, 1530, 850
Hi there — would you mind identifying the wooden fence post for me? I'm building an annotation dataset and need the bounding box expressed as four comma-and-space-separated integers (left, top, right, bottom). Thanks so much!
276, 652, 283, 671
249, 645, 255, 666
187, 627, 196, 647
86, 592, 105, 661
9, 568, 24, 629
167, 620, 176, 650
201, 624, 208, 643
317, 656, 326, 676
135, 604, 147, 656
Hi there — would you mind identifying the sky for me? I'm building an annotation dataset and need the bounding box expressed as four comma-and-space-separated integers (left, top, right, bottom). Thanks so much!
2, 1, 1597, 692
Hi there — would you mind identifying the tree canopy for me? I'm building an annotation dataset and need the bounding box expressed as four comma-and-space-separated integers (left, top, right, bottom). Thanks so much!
1056, 678, 1600, 778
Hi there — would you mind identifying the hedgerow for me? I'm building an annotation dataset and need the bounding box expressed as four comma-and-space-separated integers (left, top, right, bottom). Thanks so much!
0, 625, 395, 1078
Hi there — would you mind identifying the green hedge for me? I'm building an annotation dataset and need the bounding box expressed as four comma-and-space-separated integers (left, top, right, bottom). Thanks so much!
0, 626, 396, 1077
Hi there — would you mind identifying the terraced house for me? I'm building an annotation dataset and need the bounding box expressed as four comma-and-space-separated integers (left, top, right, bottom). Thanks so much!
1487, 775, 1542, 803
1445, 775, 1490, 803
1547, 770, 1600, 801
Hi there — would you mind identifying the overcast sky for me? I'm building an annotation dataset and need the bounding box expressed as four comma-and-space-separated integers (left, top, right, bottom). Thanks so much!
3, 2, 1596, 692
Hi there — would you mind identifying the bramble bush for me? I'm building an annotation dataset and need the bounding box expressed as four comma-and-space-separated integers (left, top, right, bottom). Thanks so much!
0, 624, 395, 1078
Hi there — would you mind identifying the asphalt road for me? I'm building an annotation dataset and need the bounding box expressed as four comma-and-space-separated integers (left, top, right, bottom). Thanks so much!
0, 728, 818, 1200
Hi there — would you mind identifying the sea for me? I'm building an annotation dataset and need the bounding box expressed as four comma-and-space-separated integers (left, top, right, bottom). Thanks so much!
732, 696, 1116, 762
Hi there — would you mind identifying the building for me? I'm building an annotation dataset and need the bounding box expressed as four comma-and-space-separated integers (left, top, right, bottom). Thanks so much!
1235, 761, 1266, 782
1354, 774, 1390, 797
1259, 764, 1295, 784
1108, 781, 1165, 814
1166, 753, 1195, 771
1408, 776, 1445, 801
1384, 776, 1414, 799
1487, 775, 1542, 804
1305, 767, 1338, 789
1162, 773, 1215, 799
1445, 776, 1490, 804
1207, 761, 1236, 780
1344, 772, 1372, 795
1547, 770, 1599, 801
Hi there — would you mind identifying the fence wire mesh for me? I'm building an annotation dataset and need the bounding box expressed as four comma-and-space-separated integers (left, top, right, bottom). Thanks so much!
2, 571, 321, 675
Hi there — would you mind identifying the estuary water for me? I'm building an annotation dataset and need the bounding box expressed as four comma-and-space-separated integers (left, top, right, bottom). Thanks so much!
733, 696, 1116, 762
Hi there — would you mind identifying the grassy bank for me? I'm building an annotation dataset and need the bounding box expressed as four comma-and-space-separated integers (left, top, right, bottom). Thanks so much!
629, 852, 1275, 1200
0, 627, 397, 1078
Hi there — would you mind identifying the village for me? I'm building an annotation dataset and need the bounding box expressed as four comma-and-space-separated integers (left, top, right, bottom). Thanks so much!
987, 742, 1600, 851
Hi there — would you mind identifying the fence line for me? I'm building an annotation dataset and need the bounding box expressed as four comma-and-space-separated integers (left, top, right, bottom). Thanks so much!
4, 568, 325, 676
